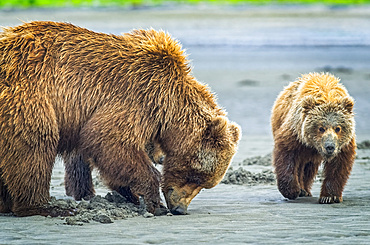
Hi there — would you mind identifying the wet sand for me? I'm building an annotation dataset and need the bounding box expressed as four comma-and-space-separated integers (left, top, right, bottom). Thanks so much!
1, 6, 370, 244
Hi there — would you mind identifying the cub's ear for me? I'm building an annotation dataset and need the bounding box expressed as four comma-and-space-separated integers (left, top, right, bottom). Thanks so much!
204, 116, 228, 142
301, 96, 320, 113
341, 96, 354, 113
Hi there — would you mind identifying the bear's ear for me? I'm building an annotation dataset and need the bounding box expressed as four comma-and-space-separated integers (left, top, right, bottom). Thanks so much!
204, 116, 228, 142
228, 122, 241, 144
301, 96, 320, 113
341, 96, 354, 113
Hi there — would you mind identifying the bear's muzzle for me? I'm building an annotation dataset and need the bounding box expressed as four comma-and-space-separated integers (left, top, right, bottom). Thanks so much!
164, 184, 202, 215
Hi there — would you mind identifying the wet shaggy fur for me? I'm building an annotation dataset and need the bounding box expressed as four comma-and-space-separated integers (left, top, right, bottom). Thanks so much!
0, 21, 241, 216
271, 73, 356, 204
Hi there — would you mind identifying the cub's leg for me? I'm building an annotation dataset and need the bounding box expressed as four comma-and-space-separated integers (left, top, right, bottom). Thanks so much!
273, 145, 301, 200
319, 139, 356, 204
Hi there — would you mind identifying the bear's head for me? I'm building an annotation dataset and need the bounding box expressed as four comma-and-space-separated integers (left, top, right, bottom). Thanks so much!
161, 116, 241, 215
301, 95, 355, 159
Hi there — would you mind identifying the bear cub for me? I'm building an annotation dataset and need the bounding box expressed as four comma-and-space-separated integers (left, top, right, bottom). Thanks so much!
271, 72, 356, 204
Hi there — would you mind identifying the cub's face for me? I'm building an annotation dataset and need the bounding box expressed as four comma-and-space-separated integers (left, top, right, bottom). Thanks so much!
301, 97, 355, 159
162, 117, 241, 215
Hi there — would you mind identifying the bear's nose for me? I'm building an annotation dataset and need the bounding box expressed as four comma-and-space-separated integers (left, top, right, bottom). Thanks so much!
325, 144, 335, 154
171, 205, 187, 215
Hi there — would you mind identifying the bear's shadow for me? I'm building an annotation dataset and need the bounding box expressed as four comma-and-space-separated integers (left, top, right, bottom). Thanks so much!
281, 196, 319, 204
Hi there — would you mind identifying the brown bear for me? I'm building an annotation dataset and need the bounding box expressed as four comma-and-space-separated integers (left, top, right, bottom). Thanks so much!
0, 21, 241, 216
271, 72, 356, 204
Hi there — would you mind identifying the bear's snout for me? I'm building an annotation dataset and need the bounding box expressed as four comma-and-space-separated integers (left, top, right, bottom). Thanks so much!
321, 132, 338, 158
170, 204, 188, 215
165, 188, 188, 215
164, 184, 202, 215
325, 142, 335, 155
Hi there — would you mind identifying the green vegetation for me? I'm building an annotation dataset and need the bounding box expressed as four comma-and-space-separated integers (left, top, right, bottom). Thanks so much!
0, 0, 369, 8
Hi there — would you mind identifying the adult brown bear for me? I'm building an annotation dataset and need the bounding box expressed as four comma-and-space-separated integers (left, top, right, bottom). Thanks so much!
0, 21, 241, 216
271, 72, 356, 204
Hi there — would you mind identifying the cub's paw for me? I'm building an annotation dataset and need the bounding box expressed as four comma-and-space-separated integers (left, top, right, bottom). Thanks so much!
319, 195, 342, 204
279, 188, 300, 200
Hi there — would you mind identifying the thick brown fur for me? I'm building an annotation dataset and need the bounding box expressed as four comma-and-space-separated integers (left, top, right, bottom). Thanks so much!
0, 21, 241, 216
271, 72, 356, 204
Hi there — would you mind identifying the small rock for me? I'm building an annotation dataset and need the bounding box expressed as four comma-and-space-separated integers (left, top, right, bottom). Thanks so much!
65, 217, 83, 226
92, 214, 113, 224
143, 212, 154, 218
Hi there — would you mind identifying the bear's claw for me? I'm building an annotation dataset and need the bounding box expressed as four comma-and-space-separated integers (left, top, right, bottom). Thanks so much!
319, 195, 342, 204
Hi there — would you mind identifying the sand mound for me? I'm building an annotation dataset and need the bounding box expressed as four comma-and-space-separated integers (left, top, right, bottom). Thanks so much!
221, 154, 276, 186
357, 140, 370, 149
49, 191, 150, 225
240, 153, 272, 166
221, 167, 275, 186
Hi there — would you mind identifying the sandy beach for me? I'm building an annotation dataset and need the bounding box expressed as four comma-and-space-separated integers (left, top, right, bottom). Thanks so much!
1, 5, 370, 244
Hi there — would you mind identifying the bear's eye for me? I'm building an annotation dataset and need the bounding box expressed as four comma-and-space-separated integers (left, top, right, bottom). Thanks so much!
319, 127, 325, 133
335, 127, 341, 133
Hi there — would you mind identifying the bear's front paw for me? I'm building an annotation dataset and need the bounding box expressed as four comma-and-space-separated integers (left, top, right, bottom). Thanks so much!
154, 203, 169, 216
278, 185, 300, 200
299, 189, 312, 197
319, 195, 342, 204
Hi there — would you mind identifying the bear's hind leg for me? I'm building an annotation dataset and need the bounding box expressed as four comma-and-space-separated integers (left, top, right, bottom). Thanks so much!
64, 151, 95, 201
0, 99, 75, 216
297, 162, 311, 197
299, 160, 320, 197
8, 151, 76, 217
0, 170, 12, 213
3, 148, 55, 216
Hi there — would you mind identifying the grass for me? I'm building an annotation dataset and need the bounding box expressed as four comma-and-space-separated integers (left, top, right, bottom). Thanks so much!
0, 0, 369, 8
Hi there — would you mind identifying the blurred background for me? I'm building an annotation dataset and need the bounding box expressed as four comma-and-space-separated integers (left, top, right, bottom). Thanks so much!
1, 0, 370, 159
1, 0, 370, 8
